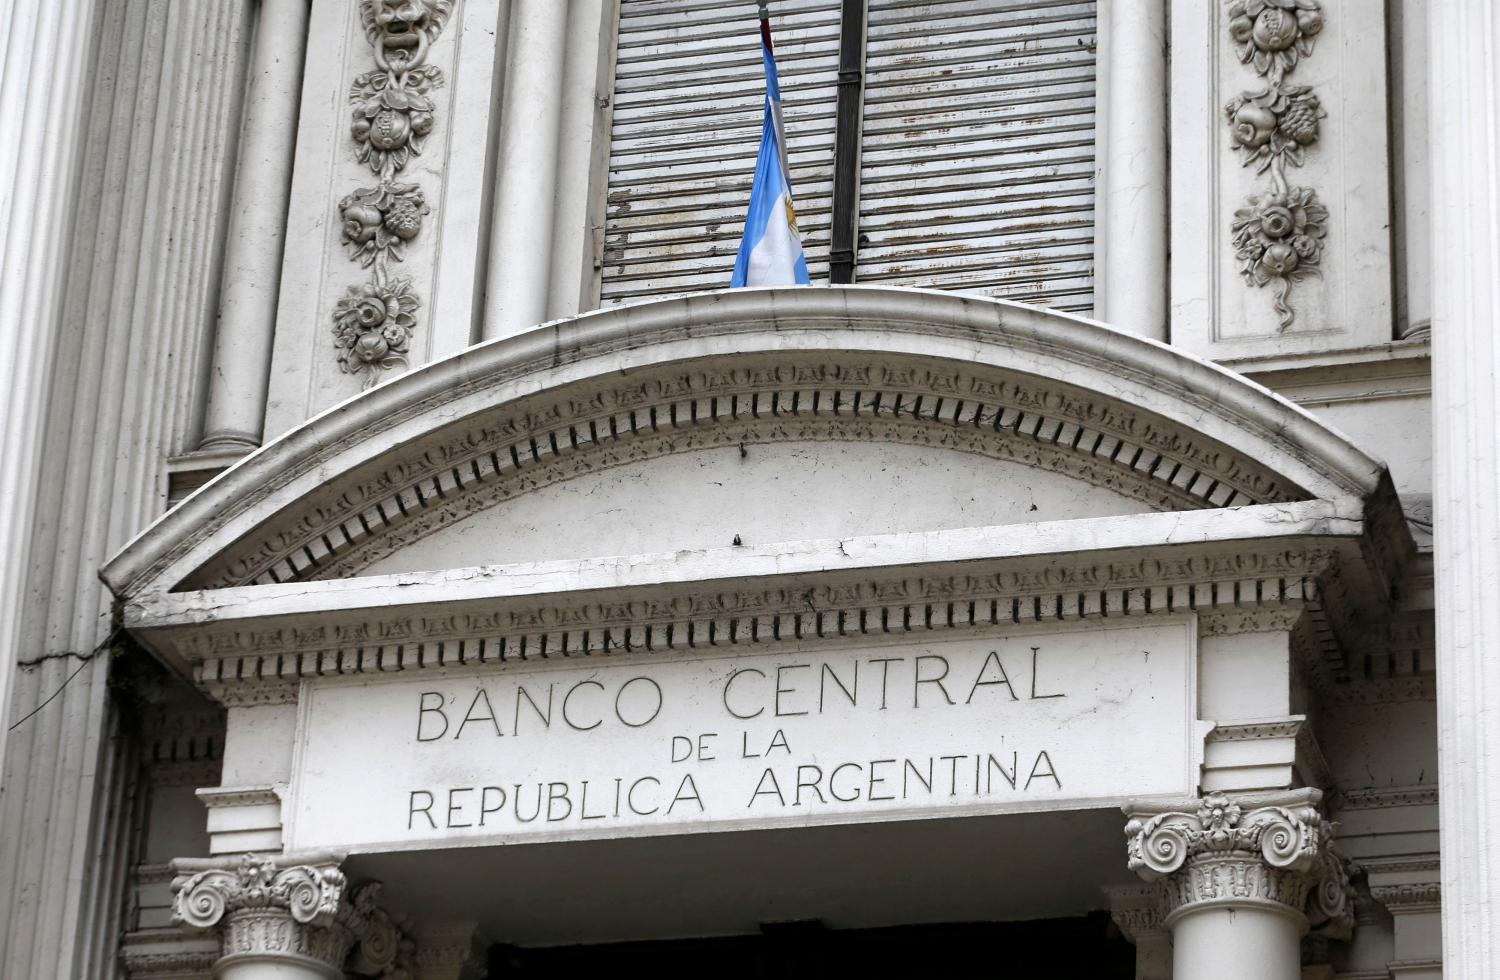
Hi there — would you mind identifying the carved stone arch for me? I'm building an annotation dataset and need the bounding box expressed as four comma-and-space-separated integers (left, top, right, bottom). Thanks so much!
103, 287, 1388, 602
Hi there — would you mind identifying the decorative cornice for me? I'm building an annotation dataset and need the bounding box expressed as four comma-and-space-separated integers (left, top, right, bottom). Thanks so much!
1199, 604, 1308, 635
1333, 786, 1438, 812
1124, 790, 1352, 932
196, 785, 282, 809
183, 572, 1322, 694
101, 289, 1392, 603
120, 927, 221, 979
137, 863, 176, 887
1369, 882, 1441, 914
149, 759, 224, 789
182, 359, 1311, 591
1206, 718, 1304, 742
205, 680, 300, 707
1358, 856, 1440, 876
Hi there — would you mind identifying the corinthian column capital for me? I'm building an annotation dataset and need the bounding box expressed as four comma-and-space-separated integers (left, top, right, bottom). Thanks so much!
1123, 789, 1352, 933
171, 852, 387, 979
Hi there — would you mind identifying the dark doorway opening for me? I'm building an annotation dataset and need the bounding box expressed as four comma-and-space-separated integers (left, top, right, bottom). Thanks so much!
490, 912, 1134, 978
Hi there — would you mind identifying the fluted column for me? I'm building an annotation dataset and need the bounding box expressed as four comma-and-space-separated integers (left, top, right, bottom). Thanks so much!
1094, 0, 1168, 340
481, 0, 570, 342
1429, 2, 1500, 975
198, 0, 310, 452
0, 0, 96, 760
1124, 791, 1352, 980
172, 853, 402, 980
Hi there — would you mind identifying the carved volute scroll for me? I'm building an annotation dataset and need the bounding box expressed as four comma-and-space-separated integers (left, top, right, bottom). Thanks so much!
171, 853, 407, 977
333, 1, 455, 390
1124, 791, 1354, 936
1224, 0, 1327, 329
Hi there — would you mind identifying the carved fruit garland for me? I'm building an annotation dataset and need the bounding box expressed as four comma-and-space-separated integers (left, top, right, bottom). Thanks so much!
333, 1, 453, 390
1224, 0, 1326, 329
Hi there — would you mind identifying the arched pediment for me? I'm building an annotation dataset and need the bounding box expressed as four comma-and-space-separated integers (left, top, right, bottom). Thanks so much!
103, 287, 1388, 600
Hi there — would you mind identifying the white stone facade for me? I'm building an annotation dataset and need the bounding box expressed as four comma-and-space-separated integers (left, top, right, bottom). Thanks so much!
0, 1, 1483, 977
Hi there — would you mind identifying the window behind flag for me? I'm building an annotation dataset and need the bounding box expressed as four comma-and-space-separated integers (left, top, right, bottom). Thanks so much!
601, 0, 841, 304
600, 0, 1098, 316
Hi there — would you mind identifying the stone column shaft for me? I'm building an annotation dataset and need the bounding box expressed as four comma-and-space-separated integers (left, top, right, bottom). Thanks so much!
198, 0, 310, 451
1429, 4, 1500, 977
482, 0, 570, 342
0, 0, 96, 759
1095, 0, 1168, 341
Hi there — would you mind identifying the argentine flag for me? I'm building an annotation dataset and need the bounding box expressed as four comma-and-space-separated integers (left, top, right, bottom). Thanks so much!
730, 20, 810, 288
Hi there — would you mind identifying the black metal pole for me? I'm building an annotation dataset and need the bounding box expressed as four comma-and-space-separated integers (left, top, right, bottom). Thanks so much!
828, 0, 865, 284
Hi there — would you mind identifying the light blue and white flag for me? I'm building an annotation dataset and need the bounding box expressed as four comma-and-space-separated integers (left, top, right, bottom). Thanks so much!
730, 13, 810, 288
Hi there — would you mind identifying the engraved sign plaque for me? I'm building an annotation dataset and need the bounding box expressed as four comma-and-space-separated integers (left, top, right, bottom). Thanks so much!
286, 618, 1199, 851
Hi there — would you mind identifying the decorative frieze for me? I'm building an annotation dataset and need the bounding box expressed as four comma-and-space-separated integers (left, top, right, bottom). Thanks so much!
1369, 882, 1441, 915
1224, 0, 1327, 329
180, 563, 1324, 692
332, 0, 455, 390
1125, 790, 1352, 933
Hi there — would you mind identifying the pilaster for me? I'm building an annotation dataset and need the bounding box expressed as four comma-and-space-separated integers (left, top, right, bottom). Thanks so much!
1366, 857, 1442, 980
1428, 1, 1500, 976
265, 0, 484, 438
1169, 0, 1395, 358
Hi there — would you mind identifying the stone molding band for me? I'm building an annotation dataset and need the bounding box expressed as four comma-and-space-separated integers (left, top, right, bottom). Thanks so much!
171, 852, 408, 978
1124, 789, 1353, 934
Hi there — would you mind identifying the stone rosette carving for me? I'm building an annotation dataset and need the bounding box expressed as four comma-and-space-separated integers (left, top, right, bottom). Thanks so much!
1124, 791, 1352, 931
1230, 185, 1328, 325
334, 0, 454, 391
1223, 0, 1326, 330
333, 277, 420, 385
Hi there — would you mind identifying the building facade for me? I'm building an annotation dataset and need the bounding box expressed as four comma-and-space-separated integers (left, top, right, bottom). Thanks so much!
1, 0, 1497, 977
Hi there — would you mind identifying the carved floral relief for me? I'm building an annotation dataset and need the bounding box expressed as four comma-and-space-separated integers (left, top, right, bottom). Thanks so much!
1227, 0, 1322, 84
333, 0, 453, 390
1224, 0, 1326, 330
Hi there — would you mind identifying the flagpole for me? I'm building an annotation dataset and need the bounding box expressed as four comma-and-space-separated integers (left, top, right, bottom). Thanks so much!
758, 0, 773, 51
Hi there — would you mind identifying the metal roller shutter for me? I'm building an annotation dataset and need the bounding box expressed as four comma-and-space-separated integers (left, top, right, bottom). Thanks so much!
856, 0, 1098, 313
602, 0, 842, 305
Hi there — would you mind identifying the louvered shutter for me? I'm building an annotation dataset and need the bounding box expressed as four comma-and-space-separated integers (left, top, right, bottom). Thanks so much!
601, 0, 842, 305
856, 0, 1098, 313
